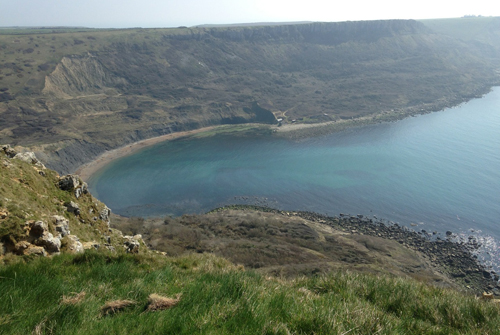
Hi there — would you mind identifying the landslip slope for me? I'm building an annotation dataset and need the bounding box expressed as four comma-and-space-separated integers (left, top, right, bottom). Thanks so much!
112, 205, 500, 294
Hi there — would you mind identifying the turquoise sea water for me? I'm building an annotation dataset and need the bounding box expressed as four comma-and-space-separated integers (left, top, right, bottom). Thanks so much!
89, 88, 500, 264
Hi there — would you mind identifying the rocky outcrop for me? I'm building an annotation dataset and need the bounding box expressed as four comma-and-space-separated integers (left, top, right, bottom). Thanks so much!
30, 221, 61, 253
100, 206, 111, 225
10, 220, 63, 255
53, 215, 70, 237
65, 201, 81, 215
1, 144, 17, 158
25, 246, 48, 256
1, 147, 137, 260
29, 221, 49, 238
34, 232, 61, 253
82, 241, 100, 250
123, 235, 142, 253
13, 152, 46, 168
75, 183, 88, 199
64, 235, 84, 254
58, 174, 80, 191
2, 145, 46, 170
58, 174, 88, 199
14, 241, 33, 255
15, 241, 47, 257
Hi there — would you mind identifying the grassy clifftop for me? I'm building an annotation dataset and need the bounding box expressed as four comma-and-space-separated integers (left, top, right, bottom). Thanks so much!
2, 249, 500, 334
0, 145, 146, 260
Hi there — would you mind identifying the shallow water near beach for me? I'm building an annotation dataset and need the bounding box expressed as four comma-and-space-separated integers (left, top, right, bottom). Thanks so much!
89, 88, 500, 268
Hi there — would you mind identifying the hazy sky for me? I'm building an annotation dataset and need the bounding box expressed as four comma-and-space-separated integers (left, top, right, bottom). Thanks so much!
1, 0, 499, 28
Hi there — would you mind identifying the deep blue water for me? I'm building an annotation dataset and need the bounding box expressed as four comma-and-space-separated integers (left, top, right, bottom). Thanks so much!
89, 87, 500, 266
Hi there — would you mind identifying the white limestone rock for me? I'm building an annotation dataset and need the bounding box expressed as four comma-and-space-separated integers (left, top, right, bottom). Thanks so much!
65, 235, 84, 254
66, 201, 81, 215
53, 215, 70, 237
13, 151, 46, 168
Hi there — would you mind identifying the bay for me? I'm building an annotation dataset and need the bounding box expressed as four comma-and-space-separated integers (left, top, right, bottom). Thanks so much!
89, 87, 500, 266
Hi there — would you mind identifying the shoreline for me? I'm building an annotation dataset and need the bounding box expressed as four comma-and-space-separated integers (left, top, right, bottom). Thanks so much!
75, 126, 217, 181
74, 120, 352, 182
74, 120, 362, 182
75, 87, 495, 182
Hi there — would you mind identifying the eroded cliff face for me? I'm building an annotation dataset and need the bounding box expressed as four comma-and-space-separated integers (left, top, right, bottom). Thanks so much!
167, 19, 426, 44
0, 20, 499, 173
42, 55, 127, 99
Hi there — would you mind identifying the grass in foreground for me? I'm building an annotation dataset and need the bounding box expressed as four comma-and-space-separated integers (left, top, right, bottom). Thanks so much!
0, 251, 499, 335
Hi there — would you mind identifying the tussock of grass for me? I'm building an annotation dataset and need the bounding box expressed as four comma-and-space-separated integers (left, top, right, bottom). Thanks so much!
61, 291, 86, 305
101, 300, 136, 315
146, 293, 181, 312
32, 317, 47, 335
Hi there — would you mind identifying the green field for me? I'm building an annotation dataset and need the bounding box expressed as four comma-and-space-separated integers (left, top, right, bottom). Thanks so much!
2, 251, 500, 335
